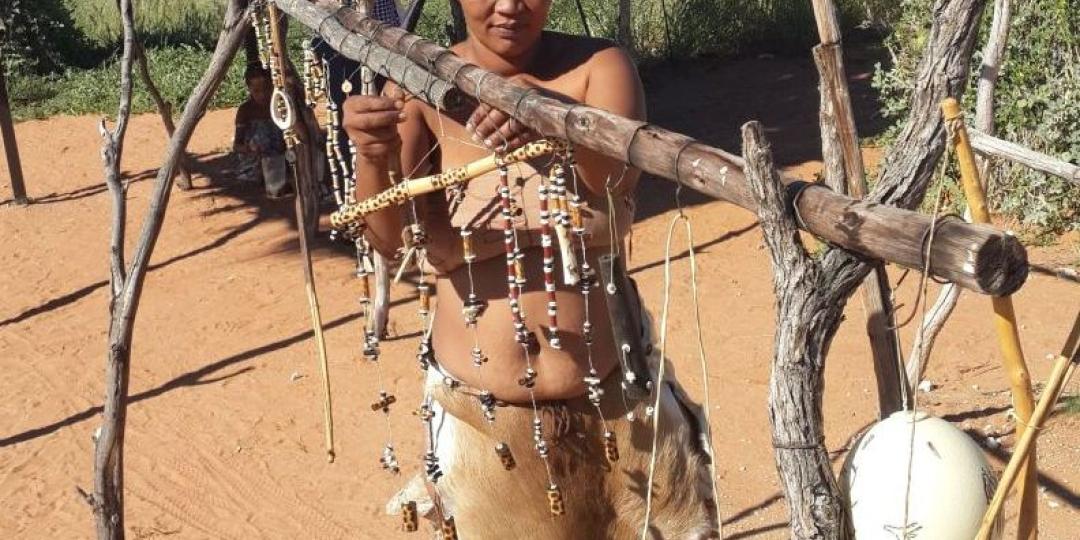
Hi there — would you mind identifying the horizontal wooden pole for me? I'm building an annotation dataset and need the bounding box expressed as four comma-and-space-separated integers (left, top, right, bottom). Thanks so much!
276, 0, 1030, 297
969, 128, 1079, 184
277, 0, 467, 112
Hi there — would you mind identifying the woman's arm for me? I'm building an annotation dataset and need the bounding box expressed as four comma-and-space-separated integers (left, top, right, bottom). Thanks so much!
343, 85, 433, 258
575, 46, 646, 197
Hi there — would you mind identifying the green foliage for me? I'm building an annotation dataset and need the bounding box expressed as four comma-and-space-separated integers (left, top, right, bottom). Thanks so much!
415, 0, 872, 58
1, 0, 100, 74
64, 0, 226, 48
873, 0, 1080, 233
9, 45, 248, 121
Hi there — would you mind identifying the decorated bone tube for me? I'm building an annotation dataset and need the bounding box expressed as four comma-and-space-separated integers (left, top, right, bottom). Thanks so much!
330, 139, 562, 230
550, 163, 580, 285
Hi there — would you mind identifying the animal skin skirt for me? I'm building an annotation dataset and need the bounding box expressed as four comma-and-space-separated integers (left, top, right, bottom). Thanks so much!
388, 335, 721, 539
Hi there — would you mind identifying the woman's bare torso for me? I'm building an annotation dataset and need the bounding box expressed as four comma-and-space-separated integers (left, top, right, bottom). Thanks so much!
415, 35, 628, 402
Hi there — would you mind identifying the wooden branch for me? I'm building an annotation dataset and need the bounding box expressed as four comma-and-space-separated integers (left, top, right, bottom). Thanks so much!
276, 0, 1027, 297
94, 0, 139, 536
969, 128, 1080, 184
283, 0, 465, 111
617, 0, 634, 57
811, 0, 906, 418
572, 0, 592, 37
132, 42, 194, 189
0, 49, 28, 205
744, 121, 852, 539
93, 8, 250, 537
870, 0, 987, 209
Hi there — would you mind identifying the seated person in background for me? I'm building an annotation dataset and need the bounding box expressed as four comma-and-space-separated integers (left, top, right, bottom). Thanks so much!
233, 64, 292, 199
344, 0, 718, 538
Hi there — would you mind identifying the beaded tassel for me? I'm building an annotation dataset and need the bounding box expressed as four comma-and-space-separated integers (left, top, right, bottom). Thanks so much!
381, 443, 400, 474
537, 182, 561, 349
324, 104, 344, 209
249, 10, 269, 70
547, 484, 566, 516
441, 516, 459, 540
371, 391, 396, 412
603, 431, 620, 463
497, 166, 529, 347
401, 501, 418, 532
495, 442, 517, 470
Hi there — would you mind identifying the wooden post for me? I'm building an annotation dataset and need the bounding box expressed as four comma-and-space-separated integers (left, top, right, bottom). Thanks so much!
0, 52, 28, 206
133, 42, 194, 190
942, 97, 1038, 540
810, 0, 906, 417
87, 2, 252, 536
276, 0, 1024, 298
617, 0, 633, 54
744, 121, 853, 539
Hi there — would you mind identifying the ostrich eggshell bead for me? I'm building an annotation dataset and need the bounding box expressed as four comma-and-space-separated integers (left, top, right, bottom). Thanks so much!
840, 411, 1002, 539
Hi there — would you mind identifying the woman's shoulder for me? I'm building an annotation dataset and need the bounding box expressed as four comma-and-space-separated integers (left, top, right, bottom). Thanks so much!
542, 31, 625, 62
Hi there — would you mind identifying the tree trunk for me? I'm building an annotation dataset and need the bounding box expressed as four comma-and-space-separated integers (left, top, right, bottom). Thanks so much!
90, 2, 251, 537
0, 50, 28, 206
810, 0, 906, 418
744, 121, 855, 539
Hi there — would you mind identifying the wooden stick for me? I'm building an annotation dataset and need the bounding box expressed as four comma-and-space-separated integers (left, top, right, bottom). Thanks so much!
268, 1, 336, 463
330, 139, 560, 229
979, 308, 1080, 539
969, 128, 1080, 185
942, 97, 1038, 535
811, 0, 906, 417
0, 49, 28, 206
275, 0, 1029, 297
132, 41, 194, 190
92, 1, 139, 537
976, 355, 1076, 539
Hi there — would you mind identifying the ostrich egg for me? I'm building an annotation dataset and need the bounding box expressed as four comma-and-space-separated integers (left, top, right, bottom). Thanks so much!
840, 411, 1002, 539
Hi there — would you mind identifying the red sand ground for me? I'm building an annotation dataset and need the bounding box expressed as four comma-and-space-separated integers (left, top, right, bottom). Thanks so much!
1, 53, 1077, 539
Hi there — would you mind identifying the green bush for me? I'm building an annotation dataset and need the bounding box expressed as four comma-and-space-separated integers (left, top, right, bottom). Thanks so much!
64, 0, 226, 48
9, 45, 249, 121
873, 0, 1079, 233
415, 0, 871, 58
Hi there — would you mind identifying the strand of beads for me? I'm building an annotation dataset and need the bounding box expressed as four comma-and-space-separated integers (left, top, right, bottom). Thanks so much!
459, 228, 497, 424
537, 181, 561, 349
496, 159, 564, 515
559, 149, 620, 464
249, 8, 270, 70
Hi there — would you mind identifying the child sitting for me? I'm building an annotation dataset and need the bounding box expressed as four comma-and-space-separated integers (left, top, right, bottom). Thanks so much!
232, 64, 291, 199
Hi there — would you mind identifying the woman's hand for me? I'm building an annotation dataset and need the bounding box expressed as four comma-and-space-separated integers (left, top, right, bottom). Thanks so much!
465, 102, 536, 151
342, 95, 406, 162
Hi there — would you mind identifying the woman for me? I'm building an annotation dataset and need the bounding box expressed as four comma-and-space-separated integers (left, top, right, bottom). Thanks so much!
344, 1, 717, 537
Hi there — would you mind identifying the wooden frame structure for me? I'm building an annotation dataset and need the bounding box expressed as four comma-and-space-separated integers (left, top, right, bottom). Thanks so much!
275, 0, 1028, 298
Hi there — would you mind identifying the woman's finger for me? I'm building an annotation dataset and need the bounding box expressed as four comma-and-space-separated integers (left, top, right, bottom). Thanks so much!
344, 95, 403, 114
342, 109, 406, 131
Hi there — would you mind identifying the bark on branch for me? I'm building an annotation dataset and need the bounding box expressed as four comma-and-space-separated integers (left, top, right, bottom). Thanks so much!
93, 0, 137, 535
91, 2, 252, 538
744, 121, 854, 540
